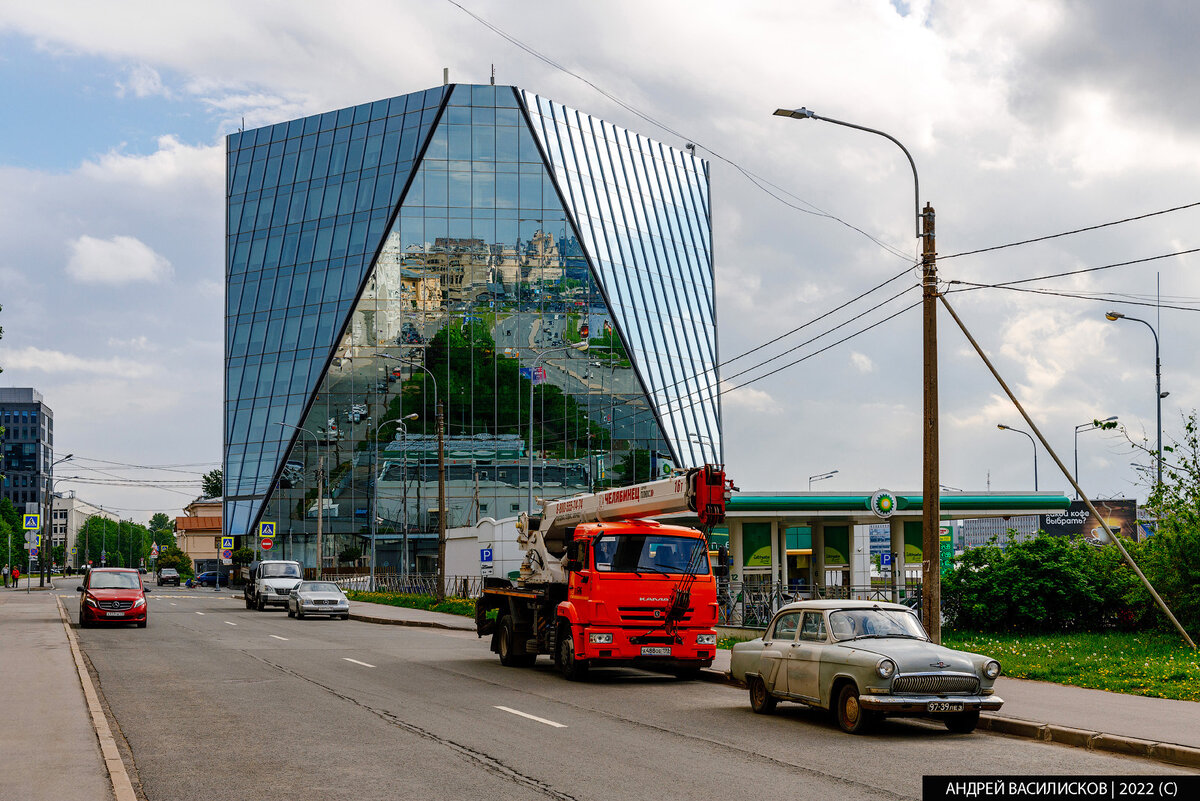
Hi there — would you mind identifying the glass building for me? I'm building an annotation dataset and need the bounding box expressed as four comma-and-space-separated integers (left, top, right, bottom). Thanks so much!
224, 83, 722, 571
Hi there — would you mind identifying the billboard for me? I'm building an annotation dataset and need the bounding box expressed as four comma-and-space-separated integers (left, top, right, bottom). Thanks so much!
1039, 499, 1138, 544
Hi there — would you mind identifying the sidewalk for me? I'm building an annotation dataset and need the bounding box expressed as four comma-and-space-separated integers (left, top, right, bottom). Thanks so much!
348, 597, 1200, 767
0, 589, 115, 801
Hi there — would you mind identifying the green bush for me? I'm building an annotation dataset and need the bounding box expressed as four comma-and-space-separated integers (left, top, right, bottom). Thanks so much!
345, 590, 482, 618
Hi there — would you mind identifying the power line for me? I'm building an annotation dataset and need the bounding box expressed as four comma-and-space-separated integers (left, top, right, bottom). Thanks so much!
441, 0, 913, 263
941, 201, 1200, 261
944, 281, 1200, 312
969, 247, 1200, 288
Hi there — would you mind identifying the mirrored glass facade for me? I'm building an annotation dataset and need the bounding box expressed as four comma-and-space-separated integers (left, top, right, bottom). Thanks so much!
224, 84, 721, 570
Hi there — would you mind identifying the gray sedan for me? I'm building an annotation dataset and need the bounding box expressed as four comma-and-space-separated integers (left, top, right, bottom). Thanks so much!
730, 600, 1002, 734
286, 581, 351, 620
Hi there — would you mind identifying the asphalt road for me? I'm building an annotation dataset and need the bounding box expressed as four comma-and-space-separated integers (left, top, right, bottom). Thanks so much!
64, 579, 1186, 801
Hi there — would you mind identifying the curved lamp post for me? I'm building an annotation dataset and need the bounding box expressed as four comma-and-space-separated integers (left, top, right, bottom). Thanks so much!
997, 424, 1038, 490
278, 422, 323, 574
808, 470, 838, 491
774, 105, 942, 641
1074, 416, 1118, 499
371, 413, 417, 591
527, 343, 589, 512
1105, 311, 1165, 488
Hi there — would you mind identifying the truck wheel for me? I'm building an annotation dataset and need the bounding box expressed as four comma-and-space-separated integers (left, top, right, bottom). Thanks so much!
836, 683, 878, 734
497, 615, 535, 667
257, 595, 266, 611
749, 676, 777, 714
944, 710, 980, 734
556, 625, 589, 681
245, 596, 253, 609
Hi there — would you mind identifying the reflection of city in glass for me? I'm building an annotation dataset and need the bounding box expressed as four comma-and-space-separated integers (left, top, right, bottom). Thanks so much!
224, 84, 720, 571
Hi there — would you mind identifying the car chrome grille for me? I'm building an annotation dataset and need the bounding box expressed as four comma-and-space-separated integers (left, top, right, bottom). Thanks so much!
275, 587, 291, 595
892, 673, 979, 695
617, 605, 693, 623
99, 600, 133, 610
314, 599, 336, 605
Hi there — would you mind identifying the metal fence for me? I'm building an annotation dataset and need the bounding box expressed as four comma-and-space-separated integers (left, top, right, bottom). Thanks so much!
324, 572, 486, 598
717, 580, 923, 629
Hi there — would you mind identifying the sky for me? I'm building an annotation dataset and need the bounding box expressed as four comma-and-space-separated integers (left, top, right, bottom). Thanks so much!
1, 0, 1198, 521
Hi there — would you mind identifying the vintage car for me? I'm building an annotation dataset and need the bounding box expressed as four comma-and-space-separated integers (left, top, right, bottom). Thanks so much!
730, 600, 1002, 734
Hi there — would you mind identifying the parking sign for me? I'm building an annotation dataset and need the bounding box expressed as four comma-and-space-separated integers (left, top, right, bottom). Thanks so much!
480, 548, 493, 563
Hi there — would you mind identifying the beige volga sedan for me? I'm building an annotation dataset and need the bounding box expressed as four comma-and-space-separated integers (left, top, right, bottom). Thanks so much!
730, 600, 1002, 734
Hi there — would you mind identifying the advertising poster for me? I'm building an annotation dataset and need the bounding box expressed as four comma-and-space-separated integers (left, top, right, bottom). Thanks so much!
1039, 499, 1138, 544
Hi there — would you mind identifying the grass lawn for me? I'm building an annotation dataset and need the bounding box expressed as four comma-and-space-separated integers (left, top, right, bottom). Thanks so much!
942, 630, 1200, 702
345, 590, 484, 619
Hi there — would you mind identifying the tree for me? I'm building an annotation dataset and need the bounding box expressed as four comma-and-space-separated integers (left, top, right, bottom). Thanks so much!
1, 497, 27, 572
201, 469, 223, 498
231, 547, 255, 567
338, 545, 362, 565
52, 544, 66, 566
147, 512, 176, 548
155, 544, 193, 576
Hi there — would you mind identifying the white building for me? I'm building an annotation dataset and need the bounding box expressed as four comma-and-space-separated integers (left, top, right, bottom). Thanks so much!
52, 491, 119, 567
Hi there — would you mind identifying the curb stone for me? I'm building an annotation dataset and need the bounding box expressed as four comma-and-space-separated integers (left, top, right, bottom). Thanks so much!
348, 611, 474, 631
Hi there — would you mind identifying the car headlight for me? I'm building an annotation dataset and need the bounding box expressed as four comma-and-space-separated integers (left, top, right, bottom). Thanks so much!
696, 633, 717, 645
876, 658, 896, 679
133, 597, 146, 608
984, 660, 1001, 679
589, 633, 614, 644
85, 596, 99, 607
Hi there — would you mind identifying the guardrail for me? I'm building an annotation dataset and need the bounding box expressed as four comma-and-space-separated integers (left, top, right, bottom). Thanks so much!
323, 572, 485, 598
717, 580, 923, 628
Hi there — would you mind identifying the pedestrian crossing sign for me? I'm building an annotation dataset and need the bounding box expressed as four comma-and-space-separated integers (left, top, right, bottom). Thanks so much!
23, 514, 40, 530
259, 522, 276, 538
221, 536, 234, 550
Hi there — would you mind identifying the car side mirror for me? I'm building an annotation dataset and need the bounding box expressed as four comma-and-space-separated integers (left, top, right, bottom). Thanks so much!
76, 586, 85, 592
143, 588, 152, 593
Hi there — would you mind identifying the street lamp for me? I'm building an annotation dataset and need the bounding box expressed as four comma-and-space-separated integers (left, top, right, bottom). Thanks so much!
278, 422, 324, 574
1105, 311, 1165, 488
1074, 416, 1119, 499
997, 424, 1038, 490
371, 413, 417, 591
808, 470, 838, 490
774, 105, 943, 641
528, 343, 589, 513
41, 453, 72, 586
376, 353, 445, 599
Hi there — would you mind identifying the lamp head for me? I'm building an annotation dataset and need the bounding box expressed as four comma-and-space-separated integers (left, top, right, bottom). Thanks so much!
1101, 415, 1119, 423
997, 424, 1008, 431
403, 413, 419, 420
773, 107, 817, 120
1105, 311, 1125, 321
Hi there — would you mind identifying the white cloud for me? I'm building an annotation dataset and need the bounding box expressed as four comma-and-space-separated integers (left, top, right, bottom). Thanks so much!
66, 234, 172, 284
850, 352, 875, 373
78, 135, 222, 189
116, 63, 169, 98
719, 381, 780, 414
0, 346, 154, 379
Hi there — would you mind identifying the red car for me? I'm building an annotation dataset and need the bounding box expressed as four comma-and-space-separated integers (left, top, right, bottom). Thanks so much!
77, 568, 150, 628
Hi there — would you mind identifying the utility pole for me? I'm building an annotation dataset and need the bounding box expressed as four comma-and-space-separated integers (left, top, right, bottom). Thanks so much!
436, 399, 446, 602
316, 453, 324, 578
920, 203, 941, 644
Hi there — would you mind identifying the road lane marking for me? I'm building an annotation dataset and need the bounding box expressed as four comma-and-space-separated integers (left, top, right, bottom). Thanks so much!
195, 612, 205, 616
269, 635, 289, 641
170, 602, 176, 606
494, 706, 567, 728
225, 621, 237, 626
342, 657, 375, 668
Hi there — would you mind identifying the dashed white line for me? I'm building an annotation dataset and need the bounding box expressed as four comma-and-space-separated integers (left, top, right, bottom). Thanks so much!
195, 612, 205, 616
494, 706, 567, 728
224, 621, 237, 626
169, 602, 177, 606
269, 635, 289, 641
342, 657, 376, 668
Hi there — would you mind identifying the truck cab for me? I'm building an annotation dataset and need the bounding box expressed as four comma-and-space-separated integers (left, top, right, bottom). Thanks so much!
244, 559, 303, 611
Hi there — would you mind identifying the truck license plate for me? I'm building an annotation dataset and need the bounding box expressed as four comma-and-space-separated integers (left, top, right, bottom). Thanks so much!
105, 611, 125, 617
927, 701, 964, 712
640, 646, 671, 656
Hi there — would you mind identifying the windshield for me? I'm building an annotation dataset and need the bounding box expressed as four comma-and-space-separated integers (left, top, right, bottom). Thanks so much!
160, 569, 178, 575
300, 582, 340, 593
828, 608, 928, 641
593, 534, 710, 575
89, 571, 142, 590
260, 563, 301, 578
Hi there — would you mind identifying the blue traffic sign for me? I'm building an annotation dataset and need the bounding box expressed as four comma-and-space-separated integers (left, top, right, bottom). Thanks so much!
881, 553, 893, 567
259, 521, 276, 538
480, 548, 493, 563
23, 514, 40, 530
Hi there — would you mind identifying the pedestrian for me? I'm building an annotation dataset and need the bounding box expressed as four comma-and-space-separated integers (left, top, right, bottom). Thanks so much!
11, 566, 19, 588
2, 564, 9, 588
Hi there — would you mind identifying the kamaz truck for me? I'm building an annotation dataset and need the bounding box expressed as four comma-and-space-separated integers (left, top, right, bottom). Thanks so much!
475, 465, 732, 680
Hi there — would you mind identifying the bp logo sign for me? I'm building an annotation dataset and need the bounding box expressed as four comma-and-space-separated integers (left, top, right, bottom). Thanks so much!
870, 489, 897, 519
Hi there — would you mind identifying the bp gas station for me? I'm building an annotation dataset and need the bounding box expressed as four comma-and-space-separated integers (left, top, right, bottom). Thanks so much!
663, 489, 1071, 601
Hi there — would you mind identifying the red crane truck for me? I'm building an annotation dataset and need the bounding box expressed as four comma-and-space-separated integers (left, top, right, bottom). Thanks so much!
475, 465, 732, 680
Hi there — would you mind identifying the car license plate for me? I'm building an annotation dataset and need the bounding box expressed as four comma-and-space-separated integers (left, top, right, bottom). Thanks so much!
640, 646, 671, 656
105, 611, 125, 617
927, 701, 964, 712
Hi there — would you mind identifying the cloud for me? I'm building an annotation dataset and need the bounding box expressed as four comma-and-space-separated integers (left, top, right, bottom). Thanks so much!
116, 63, 169, 98
66, 234, 172, 284
78, 135, 222, 189
719, 381, 780, 414
0, 346, 154, 379
850, 352, 875, 373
